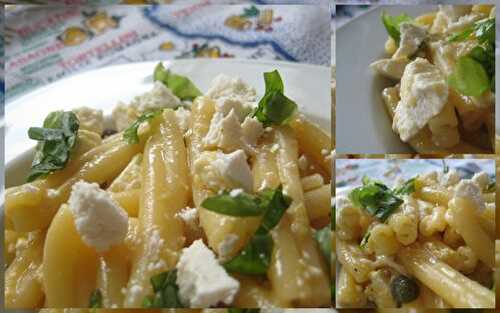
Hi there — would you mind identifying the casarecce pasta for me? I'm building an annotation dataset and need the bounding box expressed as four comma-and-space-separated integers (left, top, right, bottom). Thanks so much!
371, 5, 495, 154
5, 64, 332, 309
336, 165, 495, 308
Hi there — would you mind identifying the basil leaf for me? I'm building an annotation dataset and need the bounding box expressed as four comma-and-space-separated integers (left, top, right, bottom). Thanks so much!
448, 18, 495, 45
228, 309, 260, 313
331, 203, 336, 230
89, 289, 102, 308
201, 191, 265, 217
154, 63, 201, 101
255, 185, 292, 235
224, 234, 273, 275
27, 111, 79, 182
263, 69, 284, 93
123, 109, 163, 144
142, 270, 183, 308
253, 70, 297, 127
314, 226, 331, 263
222, 186, 291, 275
381, 11, 412, 44
349, 179, 403, 222
448, 56, 490, 97
394, 177, 416, 195
331, 281, 335, 303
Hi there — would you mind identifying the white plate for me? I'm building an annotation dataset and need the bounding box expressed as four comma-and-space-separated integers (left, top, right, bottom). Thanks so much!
5, 58, 331, 187
336, 5, 498, 154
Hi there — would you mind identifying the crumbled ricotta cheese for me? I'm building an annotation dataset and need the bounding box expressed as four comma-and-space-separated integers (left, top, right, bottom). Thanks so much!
176, 239, 240, 307
132, 81, 181, 113
241, 116, 264, 146
393, 23, 427, 59
229, 188, 244, 197
72, 106, 104, 135
370, 57, 409, 80
176, 207, 200, 233
212, 150, 253, 192
393, 58, 448, 142
204, 110, 244, 152
207, 74, 256, 105
471, 171, 490, 190
214, 97, 252, 121
454, 179, 485, 211
68, 181, 128, 252
175, 107, 192, 135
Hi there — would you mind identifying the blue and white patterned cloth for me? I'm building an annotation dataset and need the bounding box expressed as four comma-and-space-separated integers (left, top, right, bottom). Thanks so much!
336, 159, 495, 189
4, 3, 330, 102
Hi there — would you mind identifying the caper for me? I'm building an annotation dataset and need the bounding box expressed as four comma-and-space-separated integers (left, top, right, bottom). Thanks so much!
390, 274, 419, 307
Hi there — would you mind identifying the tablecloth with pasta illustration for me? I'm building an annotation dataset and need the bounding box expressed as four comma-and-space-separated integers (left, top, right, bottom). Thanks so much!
4, 2, 330, 102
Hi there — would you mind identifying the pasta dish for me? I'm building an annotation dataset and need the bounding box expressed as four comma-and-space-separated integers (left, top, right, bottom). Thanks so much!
370, 5, 496, 154
336, 166, 495, 308
5, 64, 332, 308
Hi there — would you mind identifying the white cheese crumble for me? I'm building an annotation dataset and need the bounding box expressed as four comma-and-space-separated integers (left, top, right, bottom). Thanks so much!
212, 150, 253, 192
133, 81, 181, 113
175, 107, 192, 135
229, 188, 244, 197
439, 169, 460, 187
176, 207, 200, 233
370, 57, 409, 80
471, 171, 490, 190
207, 74, 256, 106
393, 58, 448, 142
68, 181, 128, 252
241, 116, 264, 146
176, 239, 240, 307
72, 106, 104, 135
454, 179, 485, 211
204, 110, 244, 152
393, 23, 427, 59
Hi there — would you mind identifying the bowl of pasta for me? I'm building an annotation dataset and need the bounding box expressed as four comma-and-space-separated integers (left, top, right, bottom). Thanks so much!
4, 59, 333, 309
336, 4, 496, 154
335, 159, 496, 309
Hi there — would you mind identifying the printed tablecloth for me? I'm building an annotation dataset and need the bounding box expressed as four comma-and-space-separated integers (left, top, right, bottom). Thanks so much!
336, 159, 495, 189
4, 2, 330, 102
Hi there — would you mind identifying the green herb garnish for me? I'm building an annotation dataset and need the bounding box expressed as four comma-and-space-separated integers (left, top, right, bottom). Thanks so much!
202, 186, 291, 275
448, 18, 495, 45
123, 109, 163, 144
486, 181, 496, 193
201, 191, 266, 217
349, 177, 403, 222
314, 226, 331, 263
448, 56, 491, 97
154, 63, 201, 101
253, 70, 297, 127
89, 289, 102, 308
394, 177, 416, 195
381, 11, 413, 44
27, 111, 79, 182
142, 270, 184, 308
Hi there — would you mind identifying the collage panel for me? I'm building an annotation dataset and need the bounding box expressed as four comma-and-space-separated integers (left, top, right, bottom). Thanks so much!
335, 158, 496, 309
3, 1, 333, 311
335, 4, 496, 155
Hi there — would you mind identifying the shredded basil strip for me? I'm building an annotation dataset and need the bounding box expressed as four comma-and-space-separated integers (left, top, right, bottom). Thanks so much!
253, 70, 297, 127
349, 177, 403, 222
394, 177, 416, 195
89, 289, 102, 308
222, 186, 292, 275
27, 111, 79, 182
123, 109, 163, 144
154, 63, 201, 101
381, 11, 412, 44
201, 191, 266, 217
448, 18, 495, 45
142, 270, 184, 308
360, 231, 371, 248
314, 226, 331, 263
